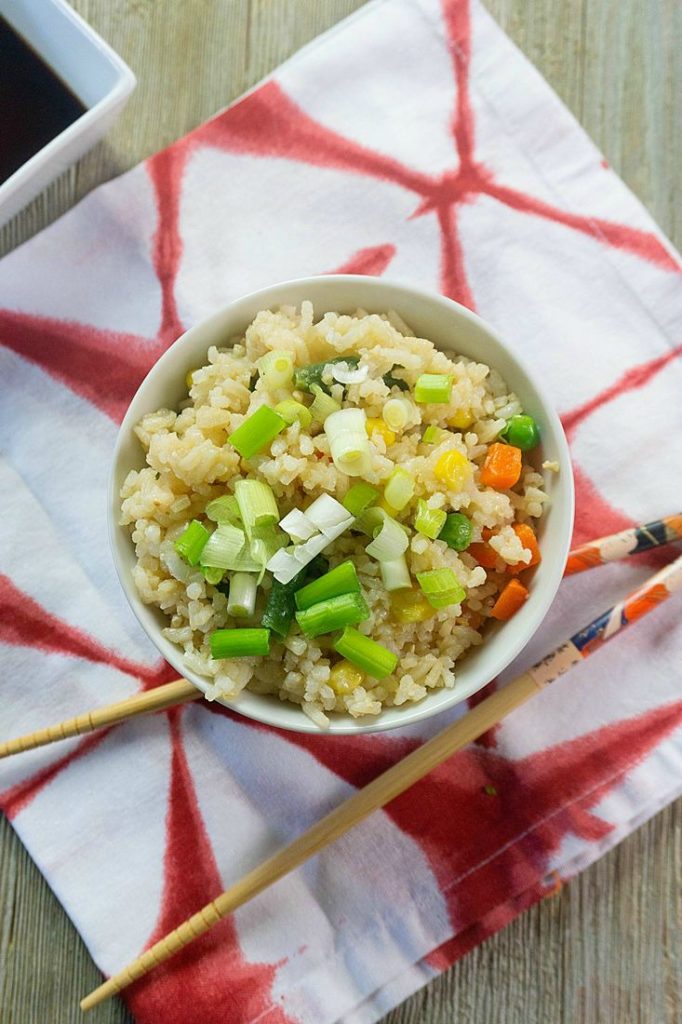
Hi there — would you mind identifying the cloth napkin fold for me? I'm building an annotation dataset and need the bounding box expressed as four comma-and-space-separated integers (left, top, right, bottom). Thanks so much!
1, 1, 681, 1021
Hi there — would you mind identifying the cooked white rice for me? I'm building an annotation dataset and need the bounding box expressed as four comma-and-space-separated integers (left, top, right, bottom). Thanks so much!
120, 302, 549, 727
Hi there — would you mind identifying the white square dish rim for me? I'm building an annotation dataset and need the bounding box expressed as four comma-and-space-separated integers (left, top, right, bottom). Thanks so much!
0, 0, 136, 222
110, 275, 575, 735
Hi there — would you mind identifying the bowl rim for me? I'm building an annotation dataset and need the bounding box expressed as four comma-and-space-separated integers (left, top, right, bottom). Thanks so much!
109, 275, 574, 734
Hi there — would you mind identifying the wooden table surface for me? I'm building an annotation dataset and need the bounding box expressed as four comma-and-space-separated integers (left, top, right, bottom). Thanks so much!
1, 2, 680, 1022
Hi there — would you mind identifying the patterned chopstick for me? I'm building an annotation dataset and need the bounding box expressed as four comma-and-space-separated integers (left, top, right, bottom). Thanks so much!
3, 519, 681, 762
80, 552, 682, 1012
564, 514, 682, 576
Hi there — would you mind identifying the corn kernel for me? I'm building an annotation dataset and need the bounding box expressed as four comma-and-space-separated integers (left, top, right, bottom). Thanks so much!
366, 417, 396, 448
390, 589, 436, 624
448, 408, 473, 429
329, 659, 365, 695
185, 370, 195, 389
434, 450, 472, 491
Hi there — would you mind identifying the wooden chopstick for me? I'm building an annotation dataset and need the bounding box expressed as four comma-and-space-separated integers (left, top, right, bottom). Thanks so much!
0, 679, 198, 759
3, 514, 681, 762
80, 553, 682, 1011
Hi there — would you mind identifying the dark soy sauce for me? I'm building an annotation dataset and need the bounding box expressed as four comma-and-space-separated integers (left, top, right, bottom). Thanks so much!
1, 17, 87, 183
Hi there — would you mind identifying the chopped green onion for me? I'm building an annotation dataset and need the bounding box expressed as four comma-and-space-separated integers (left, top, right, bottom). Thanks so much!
205, 495, 241, 525
228, 405, 286, 459
383, 467, 415, 511
382, 397, 411, 432
210, 628, 270, 659
379, 555, 411, 591
200, 524, 257, 571
422, 425, 451, 445
250, 524, 286, 581
257, 350, 294, 389
331, 361, 368, 385
382, 365, 409, 392
201, 565, 225, 585
416, 568, 466, 609
280, 508, 317, 543
304, 494, 353, 536
366, 514, 409, 560
267, 517, 352, 583
295, 592, 369, 638
324, 408, 371, 477
274, 399, 312, 430
234, 479, 279, 538
343, 482, 379, 517
294, 356, 359, 394
310, 384, 341, 424
294, 560, 360, 611
227, 572, 258, 618
174, 520, 210, 565
415, 374, 452, 404
438, 512, 473, 551
333, 627, 398, 679
262, 557, 328, 637
414, 499, 447, 540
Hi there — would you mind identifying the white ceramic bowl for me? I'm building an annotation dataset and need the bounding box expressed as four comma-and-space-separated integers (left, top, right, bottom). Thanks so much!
0, 0, 136, 226
110, 276, 574, 734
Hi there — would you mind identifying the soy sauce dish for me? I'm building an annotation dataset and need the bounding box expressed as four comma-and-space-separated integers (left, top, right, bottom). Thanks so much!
110, 277, 574, 735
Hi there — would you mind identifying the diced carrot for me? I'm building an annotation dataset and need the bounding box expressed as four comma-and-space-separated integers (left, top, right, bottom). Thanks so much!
490, 579, 529, 620
507, 523, 542, 575
480, 443, 522, 489
468, 542, 499, 569
481, 527, 496, 541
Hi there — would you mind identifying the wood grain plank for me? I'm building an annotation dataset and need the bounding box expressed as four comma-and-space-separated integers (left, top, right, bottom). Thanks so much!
0, 2, 679, 1023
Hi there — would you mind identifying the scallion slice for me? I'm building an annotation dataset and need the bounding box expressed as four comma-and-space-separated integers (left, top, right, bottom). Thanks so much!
342, 482, 379, 517
261, 556, 328, 638
205, 495, 241, 525
228, 405, 287, 459
366, 515, 409, 560
199, 524, 255, 571
274, 399, 312, 430
174, 520, 210, 565
414, 499, 447, 540
234, 479, 279, 538
295, 592, 369, 638
294, 560, 360, 610
415, 374, 452, 404
257, 350, 295, 389
324, 407, 371, 477
280, 508, 318, 543
416, 568, 466, 609
304, 494, 353, 537
379, 555, 411, 592
294, 356, 360, 393
201, 565, 225, 585
210, 628, 270, 659
331, 361, 369, 385
227, 572, 258, 618
382, 397, 411, 432
310, 384, 341, 424
383, 467, 415, 511
422, 425, 450, 445
333, 627, 398, 679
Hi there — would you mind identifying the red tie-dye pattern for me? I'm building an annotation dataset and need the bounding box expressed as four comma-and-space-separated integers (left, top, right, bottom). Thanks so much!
0, 574, 173, 688
328, 244, 397, 276
126, 709, 292, 1024
0, 1, 681, 1017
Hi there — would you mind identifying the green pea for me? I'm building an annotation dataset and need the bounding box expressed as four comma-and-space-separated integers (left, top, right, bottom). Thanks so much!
438, 512, 473, 551
501, 414, 540, 451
